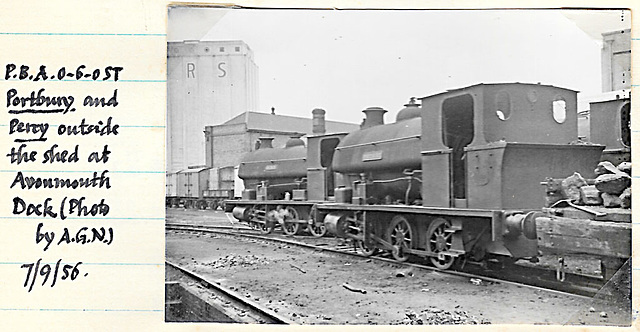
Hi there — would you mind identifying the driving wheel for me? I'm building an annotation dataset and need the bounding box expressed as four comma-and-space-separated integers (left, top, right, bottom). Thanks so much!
387, 215, 413, 262
308, 221, 327, 237
251, 205, 272, 234
356, 240, 377, 257
282, 206, 301, 235
427, 218, 455, 269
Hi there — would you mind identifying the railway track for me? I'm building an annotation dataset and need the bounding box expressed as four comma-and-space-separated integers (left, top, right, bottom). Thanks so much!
166, 260, 295, 324
166, 222, 606, 298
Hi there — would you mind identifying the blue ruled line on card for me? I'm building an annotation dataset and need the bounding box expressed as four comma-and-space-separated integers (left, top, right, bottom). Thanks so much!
0, 262, 161, 266
118, 79, 166, 82
0, 32, 165, 36
0, 79, 165, 82
119, 125, 165, 128
0, 217, 164, 220
84, 262, 163, 266
0, 308, 162, 312
109, 170, 165, 173
0, 124, 165, 128
0, 170, 164, 173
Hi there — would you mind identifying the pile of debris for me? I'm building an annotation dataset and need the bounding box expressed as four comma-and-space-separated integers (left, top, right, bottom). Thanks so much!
545, 161, 631, 209
395, 307, 490, 325
201, 254, 271, 269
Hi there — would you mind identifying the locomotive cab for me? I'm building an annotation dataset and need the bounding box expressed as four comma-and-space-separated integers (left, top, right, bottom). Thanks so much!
588, 96, 631, 164
307, 133, 348, 201
420, 83, 604, 210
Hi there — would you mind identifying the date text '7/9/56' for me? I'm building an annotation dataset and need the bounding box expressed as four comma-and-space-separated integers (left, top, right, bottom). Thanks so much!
21, 259, 84, 292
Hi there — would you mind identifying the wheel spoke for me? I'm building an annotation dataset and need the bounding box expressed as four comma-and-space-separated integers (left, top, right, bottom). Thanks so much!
387, 216, 412, 262
427, 218, 456, 270
357, 240, 376, 257
280, 207, 300, 235
308, 217, 327, 237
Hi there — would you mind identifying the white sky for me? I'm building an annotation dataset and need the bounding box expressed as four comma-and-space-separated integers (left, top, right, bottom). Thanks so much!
169, 8, 630, 124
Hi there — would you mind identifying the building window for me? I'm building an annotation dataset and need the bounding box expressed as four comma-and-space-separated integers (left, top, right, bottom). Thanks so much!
219, 47, 225, 52
552, 99, 566, 124
235, 46, 240, 52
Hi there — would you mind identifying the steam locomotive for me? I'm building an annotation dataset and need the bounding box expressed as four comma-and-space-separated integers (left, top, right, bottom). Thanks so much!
225, 82, 631, 270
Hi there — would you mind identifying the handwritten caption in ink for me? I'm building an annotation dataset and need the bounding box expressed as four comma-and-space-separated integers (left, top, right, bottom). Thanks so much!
5, 63, 123, 292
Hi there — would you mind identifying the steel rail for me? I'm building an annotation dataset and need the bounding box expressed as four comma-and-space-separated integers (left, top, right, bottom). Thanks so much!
166, 223, 600, 299
166, 260, 296, 324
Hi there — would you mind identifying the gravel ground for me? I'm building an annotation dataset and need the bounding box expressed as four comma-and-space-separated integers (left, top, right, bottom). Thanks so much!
166, 230, 629, 326
166, 208, 632, 326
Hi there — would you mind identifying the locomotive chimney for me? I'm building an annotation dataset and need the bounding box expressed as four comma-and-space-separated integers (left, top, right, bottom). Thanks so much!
312, 108, 326, 134
257, 137, 274, 149
361, 107, 387, 129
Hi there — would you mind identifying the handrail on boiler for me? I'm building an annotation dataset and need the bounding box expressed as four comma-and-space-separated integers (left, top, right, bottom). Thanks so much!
335, 135, 420, 150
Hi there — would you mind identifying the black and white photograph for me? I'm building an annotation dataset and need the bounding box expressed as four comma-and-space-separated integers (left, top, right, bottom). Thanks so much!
164, 7, 632, 326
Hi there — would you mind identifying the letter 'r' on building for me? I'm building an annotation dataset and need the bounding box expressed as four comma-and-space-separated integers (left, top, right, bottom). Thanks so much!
186, 62, 195, 78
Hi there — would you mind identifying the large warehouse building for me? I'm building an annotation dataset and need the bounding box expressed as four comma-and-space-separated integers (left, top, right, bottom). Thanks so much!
167, 40, 259, 173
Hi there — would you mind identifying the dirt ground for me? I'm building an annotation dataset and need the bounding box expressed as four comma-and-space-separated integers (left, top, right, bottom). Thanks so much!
166, 229, 631, 326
